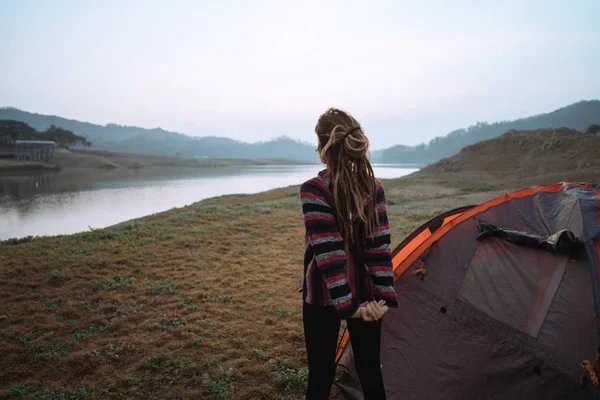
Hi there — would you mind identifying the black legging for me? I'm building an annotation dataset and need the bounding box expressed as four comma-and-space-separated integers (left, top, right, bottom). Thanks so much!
303, 302, 386, 400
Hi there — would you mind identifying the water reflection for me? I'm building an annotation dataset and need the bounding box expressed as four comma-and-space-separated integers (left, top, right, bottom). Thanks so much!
0, 164, 418, 239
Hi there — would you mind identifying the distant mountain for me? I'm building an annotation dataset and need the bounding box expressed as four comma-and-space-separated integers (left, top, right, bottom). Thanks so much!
377, 100, 600, 164
369, 149, 384, 161
0, 108, 319, 162
4, 100, 598, 165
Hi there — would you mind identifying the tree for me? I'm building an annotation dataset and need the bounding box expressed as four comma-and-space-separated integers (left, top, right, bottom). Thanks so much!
586, 124, 600, 135
39, 125, 92, 148
0, 120, 36, 145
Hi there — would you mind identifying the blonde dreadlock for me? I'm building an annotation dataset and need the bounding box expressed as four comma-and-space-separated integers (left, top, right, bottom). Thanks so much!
315, 108, 378, 254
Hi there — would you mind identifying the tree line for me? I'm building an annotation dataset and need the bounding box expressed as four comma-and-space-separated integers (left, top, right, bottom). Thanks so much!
0, 120, 92, 149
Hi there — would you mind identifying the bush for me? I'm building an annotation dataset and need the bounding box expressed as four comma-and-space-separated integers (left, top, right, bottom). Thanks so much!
1, 236, 35, 245
586, 124, 600, 135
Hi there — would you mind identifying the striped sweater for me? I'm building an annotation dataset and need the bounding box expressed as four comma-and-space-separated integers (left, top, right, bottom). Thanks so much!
300, 169, 398, 318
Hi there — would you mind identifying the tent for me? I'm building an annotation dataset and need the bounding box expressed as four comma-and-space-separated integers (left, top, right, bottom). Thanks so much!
335, 182, 600, 399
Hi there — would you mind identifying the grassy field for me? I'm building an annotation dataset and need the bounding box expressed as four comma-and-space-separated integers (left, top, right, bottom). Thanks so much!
0, 175, 536, 399
0, 150, 313, 175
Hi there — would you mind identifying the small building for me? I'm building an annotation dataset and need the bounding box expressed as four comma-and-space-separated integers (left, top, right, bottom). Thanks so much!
15, 140, 56, 161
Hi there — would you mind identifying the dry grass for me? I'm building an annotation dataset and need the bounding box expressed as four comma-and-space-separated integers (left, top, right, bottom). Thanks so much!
0, 176, 545, 399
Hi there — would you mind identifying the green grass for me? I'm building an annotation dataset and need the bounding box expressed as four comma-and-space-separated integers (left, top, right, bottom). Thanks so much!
7, 382, 37, 399
155, 316, 185, 330
124, 376, 141, 386
20, 328, 55, 344
69, 325, 100, 342
141, 352, 176, 372
203, 294, 231, 303
435, 179, 499, 194
31, 343, 70, 360
123, 301, 140, 314
186, 304, 200, 312
267, 359, 308, 391
149, 279, 176, 295
267, 305, 299, 318
179, 297, 200, 312
33, 384, 94, 400
102, 276, 132, 290
43, 298, 66, 310
258, 293, 270, 301
104, 342, 125, 359
202, 368, 236, 397
140, 352, 196, 374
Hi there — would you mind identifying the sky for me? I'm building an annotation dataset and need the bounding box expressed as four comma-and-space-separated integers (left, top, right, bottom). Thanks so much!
0, 0, 598, 150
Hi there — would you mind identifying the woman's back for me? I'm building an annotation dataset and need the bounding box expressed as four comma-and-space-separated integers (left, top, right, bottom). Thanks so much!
300, 108, 397, 399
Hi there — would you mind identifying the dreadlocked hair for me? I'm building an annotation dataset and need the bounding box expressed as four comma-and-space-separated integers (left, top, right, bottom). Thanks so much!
315, 107, 378, 254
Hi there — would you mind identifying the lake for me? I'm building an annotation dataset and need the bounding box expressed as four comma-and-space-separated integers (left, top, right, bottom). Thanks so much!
0, 164, 418, 239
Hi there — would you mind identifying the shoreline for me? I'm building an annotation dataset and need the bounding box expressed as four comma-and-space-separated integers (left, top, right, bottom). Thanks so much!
0, 149, 316, 175
0, 164, 419, 242
0, 162, 62, 173
0, 182, 304, 243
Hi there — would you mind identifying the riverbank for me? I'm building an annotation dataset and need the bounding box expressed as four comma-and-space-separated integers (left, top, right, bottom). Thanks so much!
0, 174, 518, 399
0, 150, 314, 175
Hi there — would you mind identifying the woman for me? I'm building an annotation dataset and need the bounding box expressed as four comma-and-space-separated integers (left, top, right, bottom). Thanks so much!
300, 108, 398, 399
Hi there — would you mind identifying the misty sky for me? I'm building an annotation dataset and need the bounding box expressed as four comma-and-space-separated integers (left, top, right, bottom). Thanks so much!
1, 0, 598, 150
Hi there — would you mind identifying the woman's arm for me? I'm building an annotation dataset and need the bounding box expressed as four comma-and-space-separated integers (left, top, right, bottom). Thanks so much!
300, 179, 359, 318
364, 180, 398, 308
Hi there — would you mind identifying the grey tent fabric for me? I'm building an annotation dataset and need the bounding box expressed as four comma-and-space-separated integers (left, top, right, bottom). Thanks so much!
335, 183, 600, 400
458, 238, 569, 338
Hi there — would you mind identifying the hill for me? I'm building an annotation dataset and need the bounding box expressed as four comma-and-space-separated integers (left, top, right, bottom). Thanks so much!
0, 108, 319, 163
379, 100, 600, 164
417, 127, 600, 185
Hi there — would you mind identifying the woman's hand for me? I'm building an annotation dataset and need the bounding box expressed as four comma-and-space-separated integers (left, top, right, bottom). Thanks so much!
360, 300, 389, 322
351, 302, 371, 318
